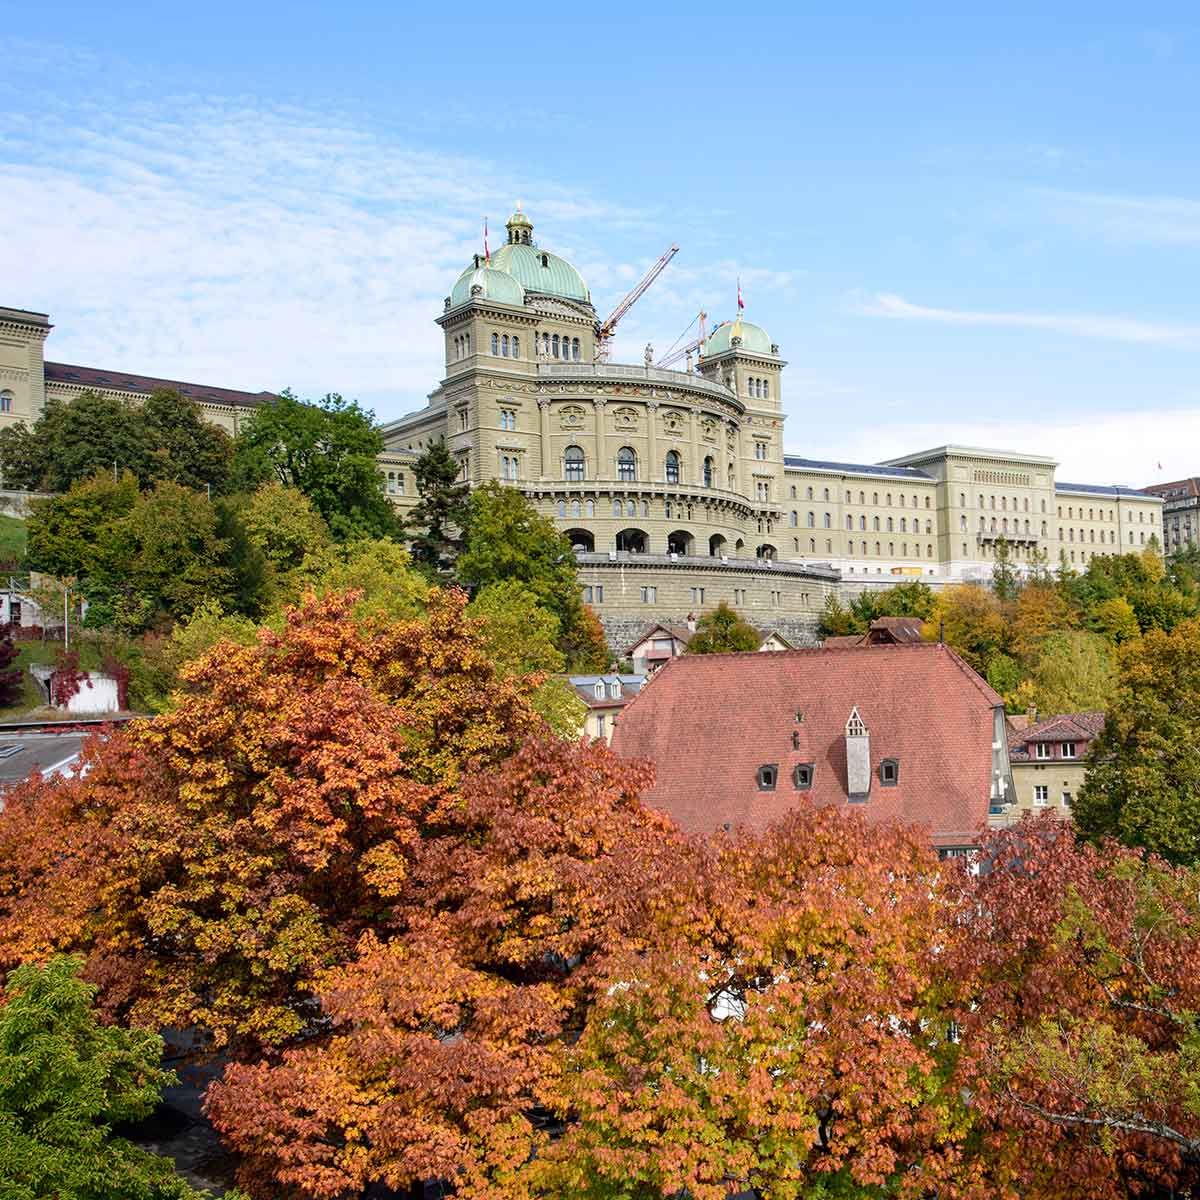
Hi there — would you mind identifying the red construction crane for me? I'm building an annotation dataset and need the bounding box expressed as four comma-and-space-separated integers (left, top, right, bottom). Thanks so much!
594, 244, 679, 363
656, 311, 708, 370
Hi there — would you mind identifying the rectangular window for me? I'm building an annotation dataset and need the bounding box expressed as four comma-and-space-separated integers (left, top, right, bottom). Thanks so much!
1061, 742, 1076, 759
1033, 785, 1049, 806
458, 409, 468, 431
595, 713, 606, 738
386, 471, 397, 495
640, 586, 657, 604
734, 588, 746, 605
582, 585, 604, 604
690, 587, 704, 604
754, 442, 767, 460
1062, 791, 1073, 808
1035, 743, 1050, 759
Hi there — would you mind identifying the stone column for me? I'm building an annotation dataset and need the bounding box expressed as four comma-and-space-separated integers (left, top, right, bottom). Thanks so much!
537, 398, 551, 480
689, 406, 703, 486
646, 402, 658, 483
593, 398, 607, 480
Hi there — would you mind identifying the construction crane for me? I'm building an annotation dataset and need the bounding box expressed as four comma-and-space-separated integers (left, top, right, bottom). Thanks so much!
656, 311, 708, 371
594, 244, 679, 363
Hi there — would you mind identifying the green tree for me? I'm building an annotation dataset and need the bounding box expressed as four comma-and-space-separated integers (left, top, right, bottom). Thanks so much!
0, 956, 208, 1200
1013, 629, 1115, 716
86, 482, 233, 633
456, 482, 605, 668
686, 601, 760, 654
818, 594, 864, 638
233, 391, 398, 540
872, 579, 937, 621
1089, 595, 1141, 644
991, 535, 1019, 600
296, 537, 430, 622
985, 653, 1024, 706
1075, 617, 1200, 863
467, 581, 585, 737
406, 441, 470, 573
26, 471, 139, 581
140, 390, 234, 494
238, 482, 332, 576
929, 583, 1009, 673
0, 390, 232, 495
213, 497, 271, 619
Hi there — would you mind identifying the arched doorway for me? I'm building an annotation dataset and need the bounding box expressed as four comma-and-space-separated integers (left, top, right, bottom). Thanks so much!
757, 544, 777, 561
615, 528, 648, 554
667, 529, 694, 556
734, 538, 745, 554
565, 529, 594, 552
709, 533, 727, 557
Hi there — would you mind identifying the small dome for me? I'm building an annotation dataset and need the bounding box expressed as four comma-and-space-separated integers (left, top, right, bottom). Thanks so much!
703, 317, 774, 357
449, 264, 526, 309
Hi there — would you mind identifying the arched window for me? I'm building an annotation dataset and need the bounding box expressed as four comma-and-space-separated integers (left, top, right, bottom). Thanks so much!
665, 450, 681, 484
0, 390, 12, 414
501, 334, 509, 356
570, 499, 581, 517
612, 500, 622, 517
807, 512, 815, 527
557, 499, 566, 518
790, 511, 798, 527
564, 445, 585, 482
859, 515, 866, 530
541, 332, 550, 355
703, 456, 714, 488
552, 334, 560, 358
491, 333, 499, 355
823, 488, 830, 501
762, 379, 769, 399
873, 516, 880, 531
512, 335, 520, 357
823, 512, 831, 528
572, 337, 581, 360
617, 447, 637, 482
586, 499, 594, 516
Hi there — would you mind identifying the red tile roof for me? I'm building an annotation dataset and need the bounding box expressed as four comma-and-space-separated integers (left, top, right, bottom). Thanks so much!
611, 642, 1003, 848
44, 362, 275, 410
1008, 711, 1105, 760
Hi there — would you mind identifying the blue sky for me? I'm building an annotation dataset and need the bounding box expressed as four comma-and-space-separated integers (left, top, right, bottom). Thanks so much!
3, 2, 1200, 483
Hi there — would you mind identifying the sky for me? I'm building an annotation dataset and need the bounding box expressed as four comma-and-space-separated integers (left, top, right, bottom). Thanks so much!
2, 2, 1200, 484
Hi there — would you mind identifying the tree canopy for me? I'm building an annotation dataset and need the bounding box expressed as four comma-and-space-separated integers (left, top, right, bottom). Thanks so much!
0, 956, 211, 1200
405, 441, 470, 573
0, 389, 232, 495
686, 601, 760, 654
232, 390, 398, 540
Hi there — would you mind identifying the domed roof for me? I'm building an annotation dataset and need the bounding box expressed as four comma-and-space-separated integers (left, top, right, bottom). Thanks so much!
703, 317, 774, 357
448, 208, 591, 309
487, 242, 590, 303
449, 264, 526, 309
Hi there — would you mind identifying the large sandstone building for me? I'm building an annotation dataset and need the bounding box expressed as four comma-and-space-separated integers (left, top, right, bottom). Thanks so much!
2, 206, 1164, 644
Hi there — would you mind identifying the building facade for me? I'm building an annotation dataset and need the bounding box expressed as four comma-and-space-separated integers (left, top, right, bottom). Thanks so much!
999, 711, 1105, 825
2, 206, 1167, 647
1144, 477, 1200, 554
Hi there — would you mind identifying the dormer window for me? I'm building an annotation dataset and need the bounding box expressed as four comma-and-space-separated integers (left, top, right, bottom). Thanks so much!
879, 759, 899, 787
1062, 742, 1077, 759
793, 763, 814, 791
593, 681, 604, 699
608, 681, 621, 699
1035, 742, 1050, 759
541, 253, 549, 267
757, 764, 778, 791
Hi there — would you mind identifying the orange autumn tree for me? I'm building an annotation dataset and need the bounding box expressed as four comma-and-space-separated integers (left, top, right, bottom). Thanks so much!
530, 807, 980, 1200
953, 820, 1200, 1199
206, 734, 676, 1198
0, 587, 541, 1052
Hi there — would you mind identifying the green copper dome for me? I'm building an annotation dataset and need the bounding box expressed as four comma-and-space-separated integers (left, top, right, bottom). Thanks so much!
449, 264, 526, 309
703, 318, 774, 357
487, 241, 590, 303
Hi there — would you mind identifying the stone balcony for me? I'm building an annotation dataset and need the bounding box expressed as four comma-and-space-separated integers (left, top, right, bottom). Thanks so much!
537, 361, 741, 409
575, 551, 839, 580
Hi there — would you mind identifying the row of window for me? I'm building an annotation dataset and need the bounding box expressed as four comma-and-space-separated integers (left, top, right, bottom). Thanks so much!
961, 493, 1045, 514
490, 333, 521, 358
384, 470, 406, 495
451, 333, 472, 360
755, 759, 898, 792
541, 333, 581, 361
1033, 741, 1077, 760
563, 445, 726, 488
787, 511, 939, 533
1033, 786, 1072, 807
746, 376, 771, 399
791, 485, 933, 508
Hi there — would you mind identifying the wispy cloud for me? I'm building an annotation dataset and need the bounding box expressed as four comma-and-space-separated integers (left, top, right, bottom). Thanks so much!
859, 292, 1200, 346
1039, 188, 1200, 246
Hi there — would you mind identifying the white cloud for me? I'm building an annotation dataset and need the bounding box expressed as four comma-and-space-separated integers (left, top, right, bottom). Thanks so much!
1039, 188, 1200, 246
803, 407, 1200, 487
860, 292, 1200, 346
